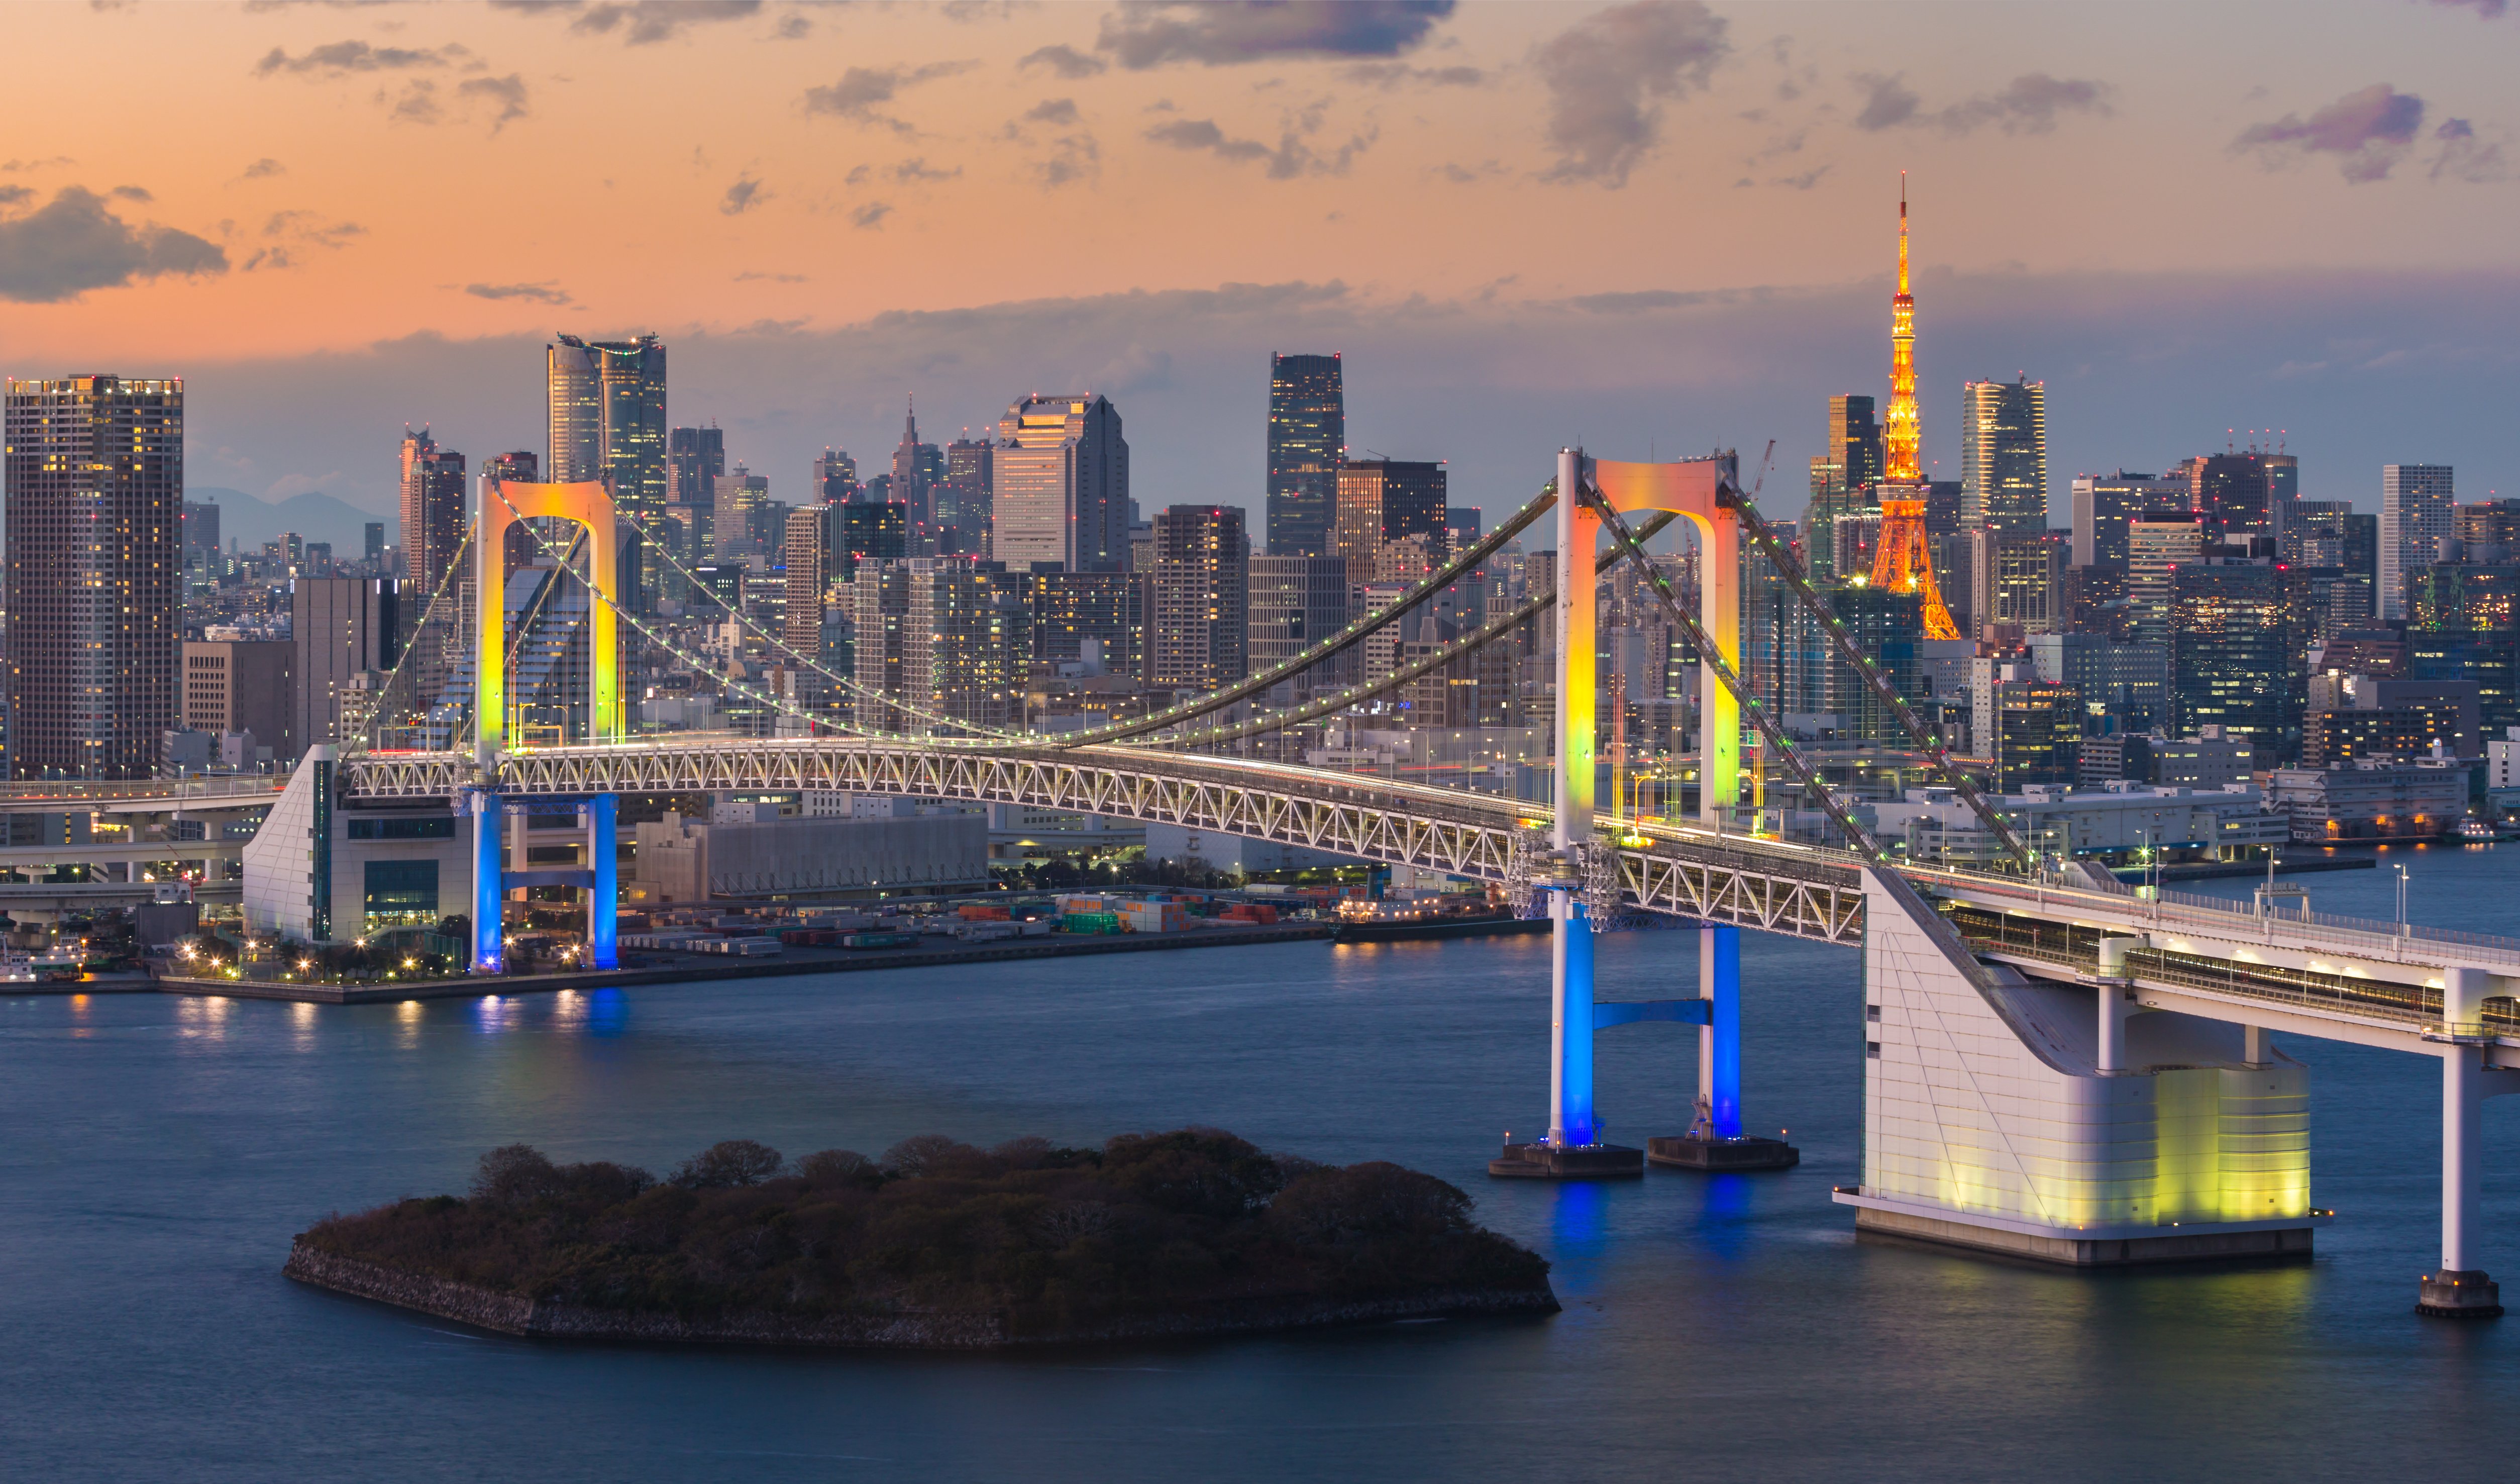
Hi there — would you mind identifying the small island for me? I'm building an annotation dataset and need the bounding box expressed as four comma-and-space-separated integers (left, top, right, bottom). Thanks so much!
285, 1128, 1557, 1348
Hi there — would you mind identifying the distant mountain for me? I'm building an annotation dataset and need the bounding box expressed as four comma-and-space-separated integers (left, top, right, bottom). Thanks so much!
188, 487, 392, 555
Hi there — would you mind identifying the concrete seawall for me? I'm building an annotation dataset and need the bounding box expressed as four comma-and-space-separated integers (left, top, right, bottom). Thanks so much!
282, 1240, 1558, 1348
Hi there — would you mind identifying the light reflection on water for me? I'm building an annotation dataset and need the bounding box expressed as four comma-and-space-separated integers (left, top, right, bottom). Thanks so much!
1, 869, 2514, 1480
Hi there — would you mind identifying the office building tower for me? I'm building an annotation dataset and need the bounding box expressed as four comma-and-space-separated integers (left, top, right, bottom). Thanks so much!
182, 638, 294, 765
2265, 452, 2299, 508
2187, 452, 2279, 541
1248, 556, 1353, 690
1822, 586, 1923, 743
1959, 376, 2048, 536
2409, 561, 2520, 735
2171, 558, 2312, 753
2381, 463, 2455, 620
2070, 471, 2184, 570
2285, 501, 2378, 628
547, 334, 668, 511
2030, 632, 2167, 731
1806, 393, 1883, 583
814, 446, 858, 505
183, 501, 222, 561
669, 425, 725, 509
891, 400, 943, 528
1150, 505, 1249, 689
782, 508, 830, 666
362, 522, 385, 569
1332, 459, 1448, 571
905, 560, 1030, 732
992, 393, 1129, 572
1980, 671, 2082, 791
1267, 353, 1344, 557
2128, 513, 2207, 653
2454, 498, 2520, 560
398, 427, 468, 600
848, 563, 911, 733
712, 465, 770, 559
485, 450, 538, 486
1028, 571, 1146, 678
1966, 529, 2064, 641
936, 437, 993, 555
4, 376, 183, 779
840, 502, 908, 578
292, 577, 401, 754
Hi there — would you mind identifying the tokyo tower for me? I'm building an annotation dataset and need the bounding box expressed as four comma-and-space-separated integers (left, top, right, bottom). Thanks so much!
1868, 174, 1960, 641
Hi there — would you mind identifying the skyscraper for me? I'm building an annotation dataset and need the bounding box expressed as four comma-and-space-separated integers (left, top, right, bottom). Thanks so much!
2189, 452, 2277, 540
936, 437, 993, 554
1150, 505, 1249, 689
891, 399, 942, 528
1247, 556, 1353, 690
1332, 459, 1448, 571
1805, 393, 1882, 583
814, 447, 858, 504
2129, 512, 2207, 654
992, 393, 1129, 573
399, 427, 468, 600
2381, 464, 2456, 620
904, 560, 1030, 732
1267, 353, 1344, 557
1959, 376, 2047, 536
547, 334, 667, 512
669, 425, 724, 508
292, 576, 401, 755
4, 375, 184, 779
2070, 470, 2184, 569
782, 507, 830, 672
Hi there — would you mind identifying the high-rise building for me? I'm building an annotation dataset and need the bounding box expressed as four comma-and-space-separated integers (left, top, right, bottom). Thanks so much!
4, 376, 184, 779
1332, 459, 1448, 571
2409, 562, 2520, 735
1959, 376, 2047, 536
2381, 463, 2455, 620
1267, 353, 1344, 557
936, 437, 993, 555
711, 465, 770, 559
1150, 505, 1249, 689
292, 577, 401, 755
848, 563, 911, 733
362, 521, 386, 569
891, 399, 943, 529
1247, 556, 1353, 690
1806, 394, 1883, 583
2285, 501, 2377, 629
1822, 586, 1923, 742
2187, 452, 2278, 541
2454, 498, 2520, 559
547, 335, 668, 512
2070, 471, 2184, 569
839, 502, 908, 578
1028, 571, 1146, 678
2128, 513, 2207, 653
782, 508, 830, 666
1966, 529, 2064, 641
814, 446, 858, 504
2171, 558, 2312, 754
182, 638, 294, 760
669, 424, 724, 510
183, 500, 222, 561
398, 427, 468, 600
905, 560, 1030, 732
992, 393, 1129, 573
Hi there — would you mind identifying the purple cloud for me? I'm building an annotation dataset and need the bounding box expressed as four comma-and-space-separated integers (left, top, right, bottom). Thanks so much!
2236, 83, 2426, 181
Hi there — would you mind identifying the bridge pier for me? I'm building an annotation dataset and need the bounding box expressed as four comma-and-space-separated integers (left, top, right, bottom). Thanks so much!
468, 788, 504, 974
582, 797, 617, 970
1647, 924, 1798, 1171
2424, 966, 2503, 1317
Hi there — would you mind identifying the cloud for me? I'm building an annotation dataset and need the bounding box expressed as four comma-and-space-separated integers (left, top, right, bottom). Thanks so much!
1536, 0, 1731, 186
734, 270, 807, 283
464, 280, 572, 305
110, 184, 153, 201
2235, 83, 2427, 182
851, 201, 892, 229
1025, 97, 1081, 126
1146, 113, 1374, 178
1020, 43, 1106, 78
1562, 288, 1722, 314
802, 62, 975, 133
488, 0, 766, 45
2431, 117, 2507, 182
241, 157, 287, 179
458, 74, 532, 129
889, 157, 959, 182
254, 40, 457, 75
1852, 71, 2112, 136
720, 174, 767, 214
2426, 0, 2508, 15
0, 184, 32, 207
1098, 0, 1455, 68
0, 186, 228, 303
1345, 62, 1484, 89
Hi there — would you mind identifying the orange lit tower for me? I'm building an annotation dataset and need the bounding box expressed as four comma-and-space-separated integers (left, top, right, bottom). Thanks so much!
1868, 175, 1960, 639
1884, 172, 1920, 483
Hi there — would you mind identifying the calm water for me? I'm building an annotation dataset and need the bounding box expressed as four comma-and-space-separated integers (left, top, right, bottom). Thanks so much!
4, 846, 2517, 1481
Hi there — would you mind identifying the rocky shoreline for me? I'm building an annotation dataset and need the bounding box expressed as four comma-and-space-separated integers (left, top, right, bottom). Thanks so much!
283, 1240, 1560, 1349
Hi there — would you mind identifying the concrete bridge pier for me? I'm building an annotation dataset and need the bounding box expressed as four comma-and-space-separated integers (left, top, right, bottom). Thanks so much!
468, 788, 504, 974
2424, 967, 2507, 1317
1646, 924, 1798, 1171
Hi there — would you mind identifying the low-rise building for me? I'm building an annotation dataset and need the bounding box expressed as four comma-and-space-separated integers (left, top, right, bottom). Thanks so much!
1872, 781, 2283, 869
2266, 760, 2468, 844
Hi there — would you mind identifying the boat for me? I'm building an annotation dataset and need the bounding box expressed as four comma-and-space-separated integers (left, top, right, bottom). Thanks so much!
2458, 817, 2499, 843
1329, 901, 1547, 944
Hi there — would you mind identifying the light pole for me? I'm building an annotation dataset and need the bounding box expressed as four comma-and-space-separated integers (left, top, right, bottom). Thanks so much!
2395, 862, 2410, 945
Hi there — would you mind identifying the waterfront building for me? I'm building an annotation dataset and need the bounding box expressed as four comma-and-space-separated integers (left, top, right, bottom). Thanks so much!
1267, 353, 1344, 557
1875, 779, 2282, 868
2268, 759, 2466, 843
1959, 376, 2048, 537
992, 393, 1129, 573
2380, 463, 2455, 620
2301, 673, 2481, 766
4, 375, 184, 779
1150, 505, 1249, 690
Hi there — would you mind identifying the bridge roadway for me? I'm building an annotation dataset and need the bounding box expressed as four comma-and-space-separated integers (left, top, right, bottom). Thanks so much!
332, 735, 2520, 1061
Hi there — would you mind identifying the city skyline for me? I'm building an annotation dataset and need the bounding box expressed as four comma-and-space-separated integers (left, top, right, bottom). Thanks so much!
3, 2, 2517, 532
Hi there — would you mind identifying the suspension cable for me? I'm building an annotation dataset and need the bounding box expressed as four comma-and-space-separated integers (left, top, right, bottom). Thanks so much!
347, 526, 476, 754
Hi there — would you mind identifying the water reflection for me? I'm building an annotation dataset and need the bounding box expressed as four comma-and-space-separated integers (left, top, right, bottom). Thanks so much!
581, 986, 627, 1037
395, 998, 422, 1050
289, 999, 318, 1051
473, 995, 520, 1036
1695, 1172, 1756, 1259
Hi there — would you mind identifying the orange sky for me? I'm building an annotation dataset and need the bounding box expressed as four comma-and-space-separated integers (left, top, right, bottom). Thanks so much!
6, 0, 2517, 364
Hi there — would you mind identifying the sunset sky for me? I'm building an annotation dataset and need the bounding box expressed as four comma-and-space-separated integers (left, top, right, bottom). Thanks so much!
6, 0, 2520, 537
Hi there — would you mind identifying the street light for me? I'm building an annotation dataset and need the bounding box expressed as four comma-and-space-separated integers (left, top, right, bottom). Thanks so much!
2395, 862, 2410, 939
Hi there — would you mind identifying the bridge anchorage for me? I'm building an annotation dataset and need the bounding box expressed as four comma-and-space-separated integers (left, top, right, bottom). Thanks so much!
224, 446, 2520, 1316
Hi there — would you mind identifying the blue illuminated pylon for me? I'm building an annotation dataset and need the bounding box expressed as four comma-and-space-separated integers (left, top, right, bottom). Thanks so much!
1550, 888, 1598, 1147
585, 795, 618, 970
469, 788, 504, 973
1701, 923, 1741, 1139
